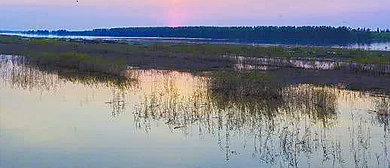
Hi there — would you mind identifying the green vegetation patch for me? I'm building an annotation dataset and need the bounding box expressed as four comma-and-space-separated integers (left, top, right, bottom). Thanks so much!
352, 55, 390, 64
41, 52, 91, 60
0, 35, 23, 44
370, 32, 390, 39
2, 35, 390, 72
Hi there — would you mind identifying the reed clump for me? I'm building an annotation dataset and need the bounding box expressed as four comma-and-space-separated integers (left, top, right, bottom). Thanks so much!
30, 51, 127, 76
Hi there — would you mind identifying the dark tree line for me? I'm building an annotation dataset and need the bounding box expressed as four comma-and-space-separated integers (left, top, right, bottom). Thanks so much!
25, 26, 390, 45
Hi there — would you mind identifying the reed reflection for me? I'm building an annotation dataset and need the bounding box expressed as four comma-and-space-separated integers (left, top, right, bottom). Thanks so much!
1, 55, 389, 167
0, 56, 62, 91
0, 55, 137, 117
132, 73, 390, 167
371, 97, 390, 132
0, 55, 137, 91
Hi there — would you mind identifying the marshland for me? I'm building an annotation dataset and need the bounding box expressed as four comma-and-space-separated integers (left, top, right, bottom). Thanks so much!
3, 0, 390, 167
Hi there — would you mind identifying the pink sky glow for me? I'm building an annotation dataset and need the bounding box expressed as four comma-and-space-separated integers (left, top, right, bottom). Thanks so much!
1, 0, 389, 30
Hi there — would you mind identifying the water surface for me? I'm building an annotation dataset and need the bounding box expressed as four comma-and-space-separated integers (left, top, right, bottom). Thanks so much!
0, 55, 389, 168
2, 33, 390, 51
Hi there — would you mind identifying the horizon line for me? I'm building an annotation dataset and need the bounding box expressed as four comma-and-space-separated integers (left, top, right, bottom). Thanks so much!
2, 25, 388, 32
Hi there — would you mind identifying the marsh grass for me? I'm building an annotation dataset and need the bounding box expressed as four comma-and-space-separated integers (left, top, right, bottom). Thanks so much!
2, 35, 390, 72
29, 51, 128, 76
40, 52, 91, 60
371, 32, 390, 39
352, 55, 390, 64
0, 36, 22, 44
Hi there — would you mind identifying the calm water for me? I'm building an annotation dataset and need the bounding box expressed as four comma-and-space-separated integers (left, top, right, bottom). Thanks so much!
2, 33, 390, 51
0, 55, 389, 168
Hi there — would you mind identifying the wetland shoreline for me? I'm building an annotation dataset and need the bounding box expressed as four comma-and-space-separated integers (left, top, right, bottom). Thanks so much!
2, 34, 390, 93
2, 34, 390, 70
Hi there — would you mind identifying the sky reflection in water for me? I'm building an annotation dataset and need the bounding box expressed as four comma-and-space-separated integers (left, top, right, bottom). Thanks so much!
0, 55, 389, 168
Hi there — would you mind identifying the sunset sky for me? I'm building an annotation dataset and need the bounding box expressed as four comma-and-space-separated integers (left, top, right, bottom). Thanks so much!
1, 0, 389, 30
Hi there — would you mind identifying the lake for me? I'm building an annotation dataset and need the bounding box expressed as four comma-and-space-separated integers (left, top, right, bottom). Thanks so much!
2, 33, 390, 51
0, 55, 389, 168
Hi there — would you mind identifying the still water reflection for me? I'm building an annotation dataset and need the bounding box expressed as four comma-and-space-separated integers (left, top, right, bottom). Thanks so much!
0, 55, 389, 168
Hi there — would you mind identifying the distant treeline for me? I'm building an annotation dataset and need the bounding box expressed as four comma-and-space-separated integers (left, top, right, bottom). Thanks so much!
24, 26, 390, 45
